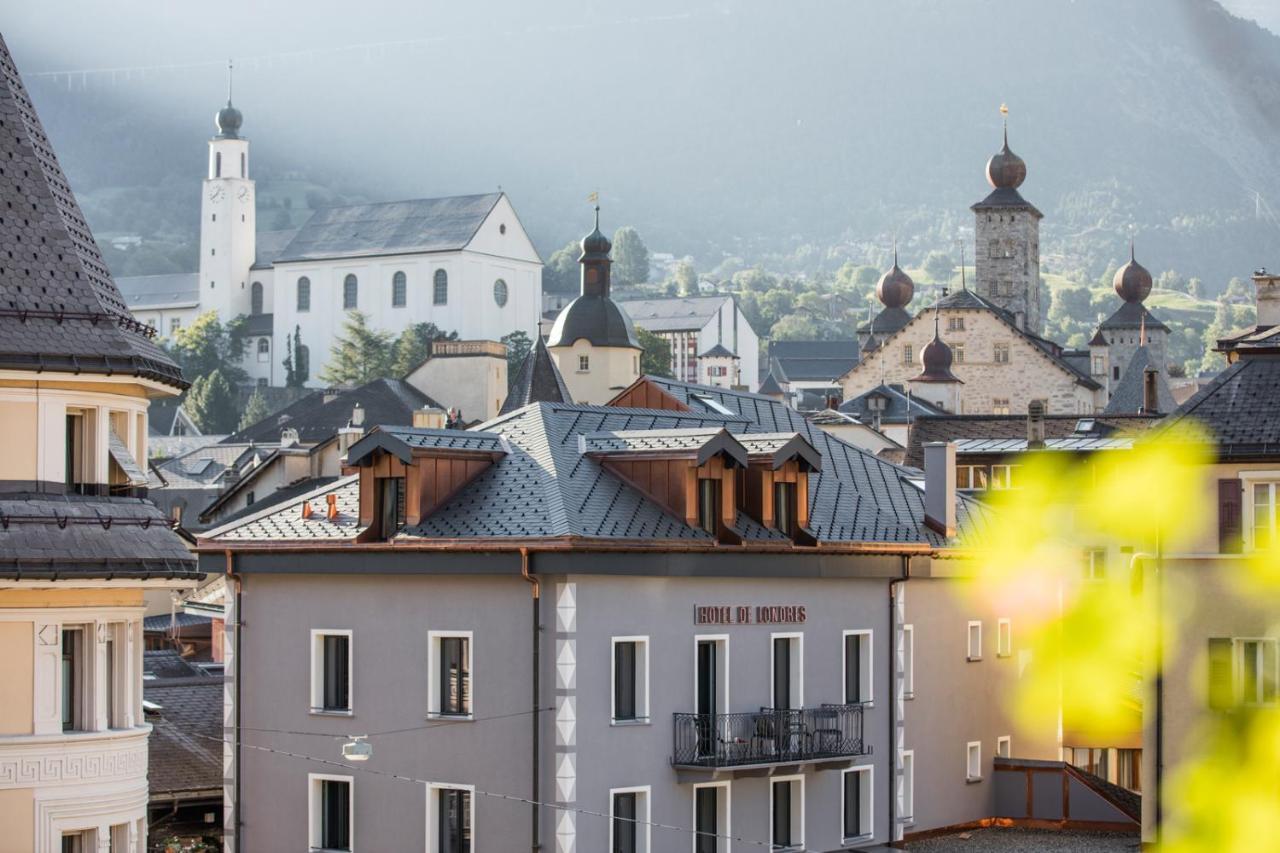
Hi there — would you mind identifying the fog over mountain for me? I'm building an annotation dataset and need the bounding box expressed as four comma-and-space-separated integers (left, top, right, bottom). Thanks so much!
5, 0, 1280, 286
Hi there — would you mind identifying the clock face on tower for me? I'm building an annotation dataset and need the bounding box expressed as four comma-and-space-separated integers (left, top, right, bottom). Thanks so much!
208, 185, 225, 202
237, 186, 251, 203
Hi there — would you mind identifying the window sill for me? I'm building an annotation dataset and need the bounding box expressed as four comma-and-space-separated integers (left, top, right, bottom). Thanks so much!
309, 708, 353, 717
610, 718, 651, 727
997, 652, 1012, 659
966, 656, 983, 663
899, 816, 916, 827
842, 834, 873, 846
427, 712, 475, 722
966, 775, 983, 784
903, 691, 915, 700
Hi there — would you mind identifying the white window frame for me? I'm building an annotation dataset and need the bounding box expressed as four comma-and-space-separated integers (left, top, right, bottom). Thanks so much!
966, 621, 982, 662
842, 629, 873, 705
611, 635, 650, 725
578, 355, 590, 373
997, 735, 1012, 759
427, 781, 475, 853
770, 632, 804, 708
428, 630, 474, 720
966, 741, 983, 781
841, 764, 874, 844
902, 624, 915, 699
990, 464, 1016, 490
308, 772, 354, 852
693, 634, 730, 726
1234, 637, 1280, 706
1241, 473, 1280, 551
769, 774, 805, 852
997, 619, 1012, 658
608, 785, 651, 853
310, 629, 353, 716
690, 780, 731, 853
900, 750, 915, 825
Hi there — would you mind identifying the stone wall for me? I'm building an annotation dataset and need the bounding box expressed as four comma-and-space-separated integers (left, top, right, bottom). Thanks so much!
974, 208, 1042, 334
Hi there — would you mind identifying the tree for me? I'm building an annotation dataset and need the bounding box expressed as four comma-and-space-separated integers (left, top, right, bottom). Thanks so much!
923, 251, 954, 284
184, 369, 240, 434
544, 239, 581, 295
282, 329, 295, 388
612, 226, 650, 287
770, 313, 823, 340
165, 311, 248, 385
292, 326, 310, 387
239, 387, 271, 430
675, 259, 698, 296
321, 312, 395, 386
501, 330, 533, 391
391, 322, 458, 378
1188, 277, 1204, 299
637, 327, 673, 378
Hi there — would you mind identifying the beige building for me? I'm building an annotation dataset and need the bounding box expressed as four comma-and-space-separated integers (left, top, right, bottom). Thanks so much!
0, 36, 201, 852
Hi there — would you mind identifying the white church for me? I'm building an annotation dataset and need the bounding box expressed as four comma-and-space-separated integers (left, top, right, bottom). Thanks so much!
118, 93, 543, 386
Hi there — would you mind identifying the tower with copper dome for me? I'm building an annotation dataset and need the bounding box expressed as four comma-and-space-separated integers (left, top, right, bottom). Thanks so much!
1093, 244, 1171, 404
971, 110, 1044, 334
856, 248, 916, 350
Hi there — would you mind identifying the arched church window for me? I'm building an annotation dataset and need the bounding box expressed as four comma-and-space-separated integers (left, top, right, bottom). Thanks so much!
297, 277, 311, 312
433, 269, 448, 305
258, 338, 270, 354
250, 282, 264, 315
392, 271, 407, 308
343, 274, 358, 309
493, 278, 508, 307
215, 152, 222, 178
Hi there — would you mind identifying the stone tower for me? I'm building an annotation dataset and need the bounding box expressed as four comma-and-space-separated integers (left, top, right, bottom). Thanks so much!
972, 119, 1043, 334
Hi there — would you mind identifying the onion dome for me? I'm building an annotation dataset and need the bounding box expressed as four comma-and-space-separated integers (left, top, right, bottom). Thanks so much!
579, 207, 611, 261
1113, 244, 1153, 303
985, 126, 1027, 190
215, 101, 243, 139
876, 252, 915, 309
913, 310, 961, 383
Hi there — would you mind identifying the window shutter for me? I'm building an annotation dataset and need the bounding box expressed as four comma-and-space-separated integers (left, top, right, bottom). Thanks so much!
1219, 479, 1243, 554
1208, 637, 1234, 711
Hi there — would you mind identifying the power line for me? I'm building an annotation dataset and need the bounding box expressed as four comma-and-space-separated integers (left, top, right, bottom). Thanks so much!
168, 725, 774, 849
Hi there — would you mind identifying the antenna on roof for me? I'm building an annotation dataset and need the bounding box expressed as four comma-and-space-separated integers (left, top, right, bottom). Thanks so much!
1000, 102, 1009, 145
226, 59, 233, 105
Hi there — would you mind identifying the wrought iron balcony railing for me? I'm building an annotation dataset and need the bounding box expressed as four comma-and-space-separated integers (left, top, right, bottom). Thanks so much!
671, 703, 870, 769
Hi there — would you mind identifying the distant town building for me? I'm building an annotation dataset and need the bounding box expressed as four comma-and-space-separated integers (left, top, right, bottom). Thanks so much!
764, 340, 862, 411
619, 294, 761, 390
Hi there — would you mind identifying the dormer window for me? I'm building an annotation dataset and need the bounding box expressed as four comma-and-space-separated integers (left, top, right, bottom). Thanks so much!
697, 477, 719, 535
773, 480, 796, 535
374, 476, 405, 540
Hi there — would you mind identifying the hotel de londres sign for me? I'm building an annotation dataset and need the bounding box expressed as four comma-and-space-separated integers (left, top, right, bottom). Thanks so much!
694, 605, 807, 625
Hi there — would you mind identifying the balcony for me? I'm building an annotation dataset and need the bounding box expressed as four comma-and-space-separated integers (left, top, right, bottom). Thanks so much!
671, 704, 870, 776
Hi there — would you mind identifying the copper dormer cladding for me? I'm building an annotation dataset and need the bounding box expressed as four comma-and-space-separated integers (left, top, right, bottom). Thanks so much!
0, 35, 186, 388
546, 206, 641, 349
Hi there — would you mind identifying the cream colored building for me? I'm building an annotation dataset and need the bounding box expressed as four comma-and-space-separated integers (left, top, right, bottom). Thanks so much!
0, 37, 201, 852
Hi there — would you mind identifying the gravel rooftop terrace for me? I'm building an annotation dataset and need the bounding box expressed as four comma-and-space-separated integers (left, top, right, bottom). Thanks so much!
905, 827, 1140, 852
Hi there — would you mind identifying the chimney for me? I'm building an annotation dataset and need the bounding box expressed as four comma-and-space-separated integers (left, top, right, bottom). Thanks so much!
326, 493, 338, 520
923, 441, 957, 537
412, 407, 447, 429
1141, 367, 1160, 414
351, 404, 365, 427
1253, 269, 1280, 329
1026, 400, 1046, 449
336, 423, 363, 458
280, 428, 300, 449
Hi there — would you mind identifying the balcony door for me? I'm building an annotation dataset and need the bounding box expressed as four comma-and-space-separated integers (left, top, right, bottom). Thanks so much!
772, 635, 801, 710
696, 639, 719, 757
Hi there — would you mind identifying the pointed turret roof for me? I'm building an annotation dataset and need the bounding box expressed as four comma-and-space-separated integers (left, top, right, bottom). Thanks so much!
500, 337, 573, 414
757, 371, 785, 398
0, 36, 185, 388
1103, 346, 1175, 415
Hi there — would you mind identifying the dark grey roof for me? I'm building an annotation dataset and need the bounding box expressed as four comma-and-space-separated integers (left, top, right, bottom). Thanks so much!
700, 343, 736, 358
758, 372, 785, 395
767, 340, 861, 382
955, 436, 1133, 454
0, 36, 185, 388
0, 492, 198, 579
143, 612, 213, 633
1097, 300, 1171, 332
116, 273, 200, 309
146, 674, 224, 797
1160, 353, 1280, 458
204, 476, 339, 527
108, 430, 148, 485
857, 306, 913, 337
144, 649, 210, 679
1103, 347, 1176, 415
243, 312, 272, 337
224, 378, 436, 445
547, 294, 641, 349
274, 193, 502, 263
345, 426, 507, 466
905, 413, 1163, 468
208, 476, 361, 542
617, 295, 732, 332
971, 186, 1043, 218
501, 337, 572, 415
838, 383, 945, 424
251, 228, 299, 270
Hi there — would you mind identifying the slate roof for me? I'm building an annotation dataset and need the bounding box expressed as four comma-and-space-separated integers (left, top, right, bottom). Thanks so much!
1216, 324, 1280, 354
700, 343, 736, 358
0, 492, 198, 579
581, 427, 744, 455
146, 674, 224, 797
757, 372, 785, 396
107, 429, 149, 485
151, 443, 270, 490
547, 294, 641, 349
1097, 300, 1170, 332
223, 378, 437, 445
766, 340, 861, 382
1158, 353, 1280, 458
243, 312, 272, 337
1103, 347, 1176, 415
617, 295, 733, 332
954, 436, 1133, 454
501, 337, 572, 415
115, 272, 199, 309
205, 475, 340, 528
971, 186, 1043, 218
274, 193, 502, 263
0, 36, 185, 388
206, 375, 986, 546
839, 383, 946, 424
857, 306, 913, 338
143, 612, 213, 633
250, 228, 299, 270
905, 413, 1163, 468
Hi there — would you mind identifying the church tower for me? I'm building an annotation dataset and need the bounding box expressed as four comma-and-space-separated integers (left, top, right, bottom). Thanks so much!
547, 207, 642, 404
972, 110, 1043, 334
198, 65, 257, 321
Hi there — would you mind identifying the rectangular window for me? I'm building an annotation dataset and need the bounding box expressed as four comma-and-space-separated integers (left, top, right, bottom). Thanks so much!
61, 833, 89, 853
842, 765, 873, 841
612, 637, 649, 723
771, 634, 802, 710
693, 783, 729, 853
991, 398, 1011, 416
697, 477, 719, 535
900, 750, 915, 822
65, 410, 88, 492
104, 634, 116, 729
990, 464, 1016, 490
310, 630, 352, 714
967, 621, 982, 662
770, 776, 804, 850
437, 787, 472, 853
579, 355, 590, 372
1252, 483, 1279, 549
997, 619, 1012, 658
953, 342, 965, 364
994, 343, 1010, 364
1084, 548, 1107, 580
956, 465, 988, 492
61, 627, 84, 732
1092, 354, 1105, 376
309, 774, 352, 852
169, 318, 181, 336
1236, 638, 1279, 706
967, 741, 983, 781
843, 630, 872, 704
432, 633, 472, 717
610, 787, 649, 853
374, 476, 406, 540
1116, 748, 1142, 792
948, 316, 965, 332
903, 624, 915, 698
773, 480, 796, 535
997, 735, 1012, 758
902, 344, 913, 367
